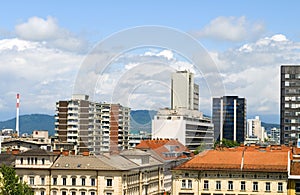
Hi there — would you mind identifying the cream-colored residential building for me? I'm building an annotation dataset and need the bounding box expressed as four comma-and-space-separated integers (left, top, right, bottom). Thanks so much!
172, 145, 290, 195
15, 149, 164, 195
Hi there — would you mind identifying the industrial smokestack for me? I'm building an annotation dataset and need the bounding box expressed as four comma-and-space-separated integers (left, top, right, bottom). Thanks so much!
16, 93, 20, 137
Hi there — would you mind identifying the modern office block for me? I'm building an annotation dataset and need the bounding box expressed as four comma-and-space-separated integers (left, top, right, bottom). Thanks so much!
280, 65, 300, 146
171, 70, 199, 110
212, 96, 247, 143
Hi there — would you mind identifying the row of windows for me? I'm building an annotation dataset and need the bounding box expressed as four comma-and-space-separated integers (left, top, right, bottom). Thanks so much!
26, 176, 112, 187
52, 191, 97, 195
20, 157, 45, 165
191, 180, 284, 192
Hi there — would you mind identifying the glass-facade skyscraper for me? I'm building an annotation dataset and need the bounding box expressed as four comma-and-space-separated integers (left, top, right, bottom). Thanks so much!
212, 96, 247, 143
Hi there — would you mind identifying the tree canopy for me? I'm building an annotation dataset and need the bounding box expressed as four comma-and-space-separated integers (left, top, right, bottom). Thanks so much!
0, 165, 33, 195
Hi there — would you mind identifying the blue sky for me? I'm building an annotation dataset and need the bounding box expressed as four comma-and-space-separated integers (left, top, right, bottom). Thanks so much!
1, 1, 300, 123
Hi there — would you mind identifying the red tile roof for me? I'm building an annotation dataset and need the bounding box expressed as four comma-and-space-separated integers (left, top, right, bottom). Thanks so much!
175, 145, 289, 172
136, 139, 192, 161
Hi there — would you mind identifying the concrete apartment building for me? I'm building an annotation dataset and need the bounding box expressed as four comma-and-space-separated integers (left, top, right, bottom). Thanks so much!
280, 65, 300, 146
212, 96, 247, 143
172, 145, 290, 195
152, 70, 214, 151
246, 116, 265, 143
14, 148, 164, 195
55, 94, 130, 154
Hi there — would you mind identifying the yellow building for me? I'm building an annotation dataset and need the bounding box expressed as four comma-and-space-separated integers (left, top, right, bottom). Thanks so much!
172, 145, 290, 195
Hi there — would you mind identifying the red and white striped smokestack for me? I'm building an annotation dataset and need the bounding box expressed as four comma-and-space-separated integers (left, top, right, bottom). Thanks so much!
16, 93, 20, 137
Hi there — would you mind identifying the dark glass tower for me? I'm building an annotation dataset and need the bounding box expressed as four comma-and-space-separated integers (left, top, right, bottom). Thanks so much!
212, 96, 247, 143
280, 65, 300, 146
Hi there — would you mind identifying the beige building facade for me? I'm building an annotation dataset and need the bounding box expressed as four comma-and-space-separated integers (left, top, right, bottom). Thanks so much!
14, 149, 164, 195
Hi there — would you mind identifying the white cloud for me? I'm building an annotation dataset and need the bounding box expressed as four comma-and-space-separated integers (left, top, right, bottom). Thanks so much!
15, 16, 87, 52
194, 16, 265, 42
213, 34, 300, 118
0, 38, 83, 120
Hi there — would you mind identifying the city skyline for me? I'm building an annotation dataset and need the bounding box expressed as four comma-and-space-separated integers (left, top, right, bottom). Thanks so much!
1, 1, 300, 123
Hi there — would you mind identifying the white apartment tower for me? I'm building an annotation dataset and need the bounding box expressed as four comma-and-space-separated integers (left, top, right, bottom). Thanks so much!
55, 94, 130, 154
247, 116, 265, 142
171, 70, 199, 110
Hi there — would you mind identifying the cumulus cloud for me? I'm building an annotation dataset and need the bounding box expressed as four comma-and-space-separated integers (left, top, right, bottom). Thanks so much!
212, 34, 300, 119
193, 16, 265, 42
0, 38, 83, 120
15, 16, 87, 52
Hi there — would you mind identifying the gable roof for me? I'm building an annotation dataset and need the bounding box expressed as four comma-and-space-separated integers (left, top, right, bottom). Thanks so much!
17, 149, 57, 156
136, 139, 192, 161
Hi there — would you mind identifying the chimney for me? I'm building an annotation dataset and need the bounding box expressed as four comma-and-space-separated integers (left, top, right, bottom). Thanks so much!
82, 151, 89, 156
12, 149, 20, 155
62, 150, 69, 156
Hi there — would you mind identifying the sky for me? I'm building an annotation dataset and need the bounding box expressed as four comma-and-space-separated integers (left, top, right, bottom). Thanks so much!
1, 1, 300, 123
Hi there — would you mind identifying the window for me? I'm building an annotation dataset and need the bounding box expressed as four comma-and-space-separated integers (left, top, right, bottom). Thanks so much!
187, 180, 192, 189
90, 192, 95, 195
253, 181, 258, 191
181, 180, 186, 188
29, 177, 34, 185
41, 177, 45, 185
71, 192, 76, 195
63, 177, 67, 185
72, 178, 76, 186
62, 192, 67, 195
91, 178, 96, 186
266, 182, 271, 192
216, 181, 221, 190
228, 181, 233, 190
52, 191, 57, 195
278, 182, 283, 192
19, 176, 23, 182
41, 191, 45, 195
106, 178, 112, 186
20, 158, 23, 164
81, 192, 85, 195
35, 157, 38, 164
204, 180, 209, 190
53, 178, 57, 185
82, 178, 86, 186
42, 158, 45, 165
106, 193, 112, 195
241, 181, 246, 191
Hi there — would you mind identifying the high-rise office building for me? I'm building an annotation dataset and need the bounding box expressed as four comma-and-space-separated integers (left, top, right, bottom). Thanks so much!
152, 70, 214, 151
280, 65, 300, 146
171, 70, 199, 110
212, 96, 247, 143
55, 94, 130, 154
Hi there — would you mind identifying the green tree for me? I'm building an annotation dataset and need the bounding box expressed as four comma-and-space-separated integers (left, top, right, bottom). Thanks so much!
0, 165, 33, 195
214, 139, 240, 149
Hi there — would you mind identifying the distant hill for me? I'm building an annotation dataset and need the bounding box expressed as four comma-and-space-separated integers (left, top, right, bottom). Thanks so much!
130, 110, 157, 134
0, 111, 279, 137
0, 114, 55, 136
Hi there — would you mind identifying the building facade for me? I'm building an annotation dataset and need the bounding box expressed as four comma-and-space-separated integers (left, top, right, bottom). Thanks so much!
152, 108, 214, 151
14, 149, 164, 195
212, 96, 247, 143
172, 145, 290, 195
246, 116, 265, 142
55, 94, 130, 154
171, 70, 199, 110
136, 139, 193, 194
280, 65, 300, 146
